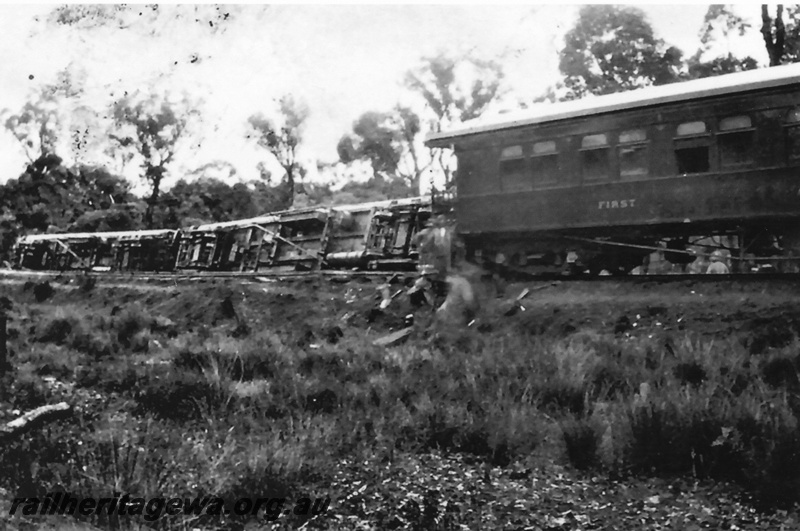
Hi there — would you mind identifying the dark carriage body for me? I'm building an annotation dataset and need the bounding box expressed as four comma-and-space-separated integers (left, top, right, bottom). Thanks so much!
14, 230, 179, 272
427, 63, 800, 270
175, 196, 433, 272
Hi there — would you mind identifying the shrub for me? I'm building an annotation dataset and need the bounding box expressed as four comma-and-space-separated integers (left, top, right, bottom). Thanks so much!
32, 281, 54, 302
114, 305, 152, 349
562, 418, 599, 470
36, 316, 75, 345
761, 356, 800, 390
673, 361, 707, 387
70, 329, 116, 358
134, 369, 230, 420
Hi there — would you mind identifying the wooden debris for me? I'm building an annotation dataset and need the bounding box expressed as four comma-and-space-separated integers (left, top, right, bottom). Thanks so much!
372, 326, 414, 347
502, 281, 561, 316
0, 402, 72, 444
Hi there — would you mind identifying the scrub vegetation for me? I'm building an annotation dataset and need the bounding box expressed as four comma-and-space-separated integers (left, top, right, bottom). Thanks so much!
0, 277, 799, 529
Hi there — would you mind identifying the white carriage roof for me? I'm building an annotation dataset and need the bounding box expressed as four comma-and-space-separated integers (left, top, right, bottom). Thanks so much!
191, 214, 282, 232
188, 196, 431, 232
17, 229, 176, 243
426, 62, 800, 145
330, 195, 430, 212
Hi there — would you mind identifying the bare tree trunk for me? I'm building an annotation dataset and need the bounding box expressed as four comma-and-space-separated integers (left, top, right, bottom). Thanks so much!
436, 149, 452, 188
145, 172, 163, 229
762, 4, 786, 66
0, 311, 7, 376
284, 166, 294, 209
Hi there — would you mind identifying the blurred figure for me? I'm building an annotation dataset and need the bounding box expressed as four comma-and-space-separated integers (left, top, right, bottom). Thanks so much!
415, 216, 451, 290
630, 253, 650, 275
706, 250, 730, 274
687, 247, 710, 274
436, 274, 479, 325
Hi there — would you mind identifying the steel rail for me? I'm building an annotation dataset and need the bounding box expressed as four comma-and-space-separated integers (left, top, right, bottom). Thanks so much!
3, 268, 800, 288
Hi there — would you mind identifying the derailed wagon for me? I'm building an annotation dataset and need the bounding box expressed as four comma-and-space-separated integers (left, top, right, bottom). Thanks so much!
14, 229, 179, 272
175, 196, 433, 272
12, 196, 438, 274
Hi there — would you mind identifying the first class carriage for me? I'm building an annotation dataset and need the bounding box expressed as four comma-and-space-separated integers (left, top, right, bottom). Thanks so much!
425, 62, 800, 274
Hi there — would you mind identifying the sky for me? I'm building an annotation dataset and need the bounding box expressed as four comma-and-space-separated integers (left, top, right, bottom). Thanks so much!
0, 3, 771, 192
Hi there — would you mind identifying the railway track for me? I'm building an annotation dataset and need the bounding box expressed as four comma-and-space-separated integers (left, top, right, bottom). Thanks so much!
0, 268, 418, 286
1, 267, 798, 288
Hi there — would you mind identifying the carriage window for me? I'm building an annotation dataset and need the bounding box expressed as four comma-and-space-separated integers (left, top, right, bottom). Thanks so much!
533, 140, 556, 155
531, 140, 559, 186
499, 145, 524, 173
787, 127, 800, 162
676, 146, 710, 174
675, 121, 709, 174
718, 115, 753, 168
619, 129, 647, 143
719, 115, 752, 131
581, 134, 609, 181
499, 145, 529, 191
677, 121, 706, 136
618, 129, 648, 179
785, 109, 800, 162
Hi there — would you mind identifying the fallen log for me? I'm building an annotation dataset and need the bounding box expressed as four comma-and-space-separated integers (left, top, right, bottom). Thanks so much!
0, 402, 72, 444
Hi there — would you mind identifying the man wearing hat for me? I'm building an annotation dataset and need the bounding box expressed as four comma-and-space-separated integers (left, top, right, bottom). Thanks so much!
706, 250, 730, 274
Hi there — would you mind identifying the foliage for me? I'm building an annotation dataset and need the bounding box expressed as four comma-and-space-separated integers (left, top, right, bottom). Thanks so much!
337, 106, 429, 191
1, 64, 102, 171
155, 177, 288, 228
69, 203, 147, 233
405, 52, 504, 186
2, 91, 62, 163
558, 5, 683, 98
686, 5, 758, 78
784, 5, 800, 64
0, 153, 136, 261
247, 95, 310, 209
405, 52, 504, 127
331, 175, 417, 205
0, 154, 133, 231
110, 92, 196, 227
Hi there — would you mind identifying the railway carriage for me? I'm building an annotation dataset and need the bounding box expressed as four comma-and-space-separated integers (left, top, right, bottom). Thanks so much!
14, 230, 179, 272
426, 62, 800, 274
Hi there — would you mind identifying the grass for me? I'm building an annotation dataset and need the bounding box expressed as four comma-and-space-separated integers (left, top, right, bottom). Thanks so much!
1, 278, 800, 528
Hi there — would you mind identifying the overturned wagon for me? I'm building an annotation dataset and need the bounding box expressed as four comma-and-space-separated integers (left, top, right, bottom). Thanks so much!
12, 196, 437, 274
176, 197, 433, 272
14, 229, 179, 272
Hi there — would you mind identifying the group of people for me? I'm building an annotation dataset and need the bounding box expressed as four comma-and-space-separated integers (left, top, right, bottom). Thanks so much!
632, 248, 731, 275
410, 220, 740, 328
